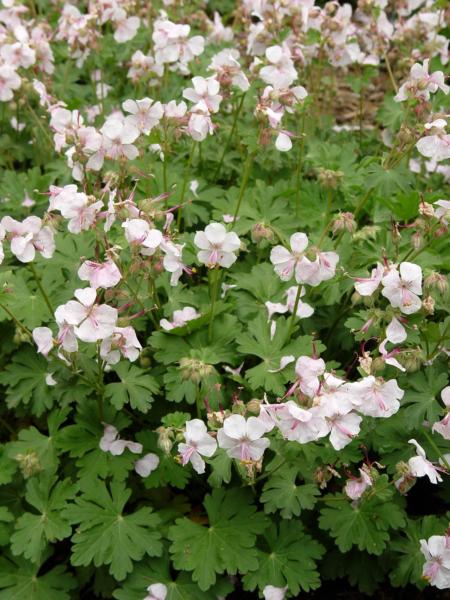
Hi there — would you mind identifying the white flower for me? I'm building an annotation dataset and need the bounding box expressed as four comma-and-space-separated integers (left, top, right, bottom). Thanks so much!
217, 414, 270, 461
351, 376, 404, 418
354, 263, 384, 296
260, 45, 297, 89
183, 76, 222, 114
270, 232, 309, 282
55, 288, 118, 343
194, 222, 240, 268
134, 453, 160, 478
381, 262, 422, 314
408, 439, 442, 484
100, 326, 142, 365
160, 307, 200, 331
420, 535, 450, 589
99, 424, 143, 456
178, 419, 217, 474
122, 98, 163, 135
144, 583, 167, 600
263, 585, 288, 600
32, 327, 54, 357
432, 387, 450, 440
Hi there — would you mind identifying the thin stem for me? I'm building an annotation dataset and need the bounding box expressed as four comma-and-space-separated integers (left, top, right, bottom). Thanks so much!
423, 430, 450, 472
384, 52, 398, 93
287, 285, 303, 342
295, 111, 306, 217
25, 100, 53, 148
214, 93, 246, 180
195, 383, 202, 419
0, 301, 32, 337
96, 345, 105, 422
232, 151, 255, 223
29, 263, 54, 315
208, 268, 221, 342
176, 140, 197, 229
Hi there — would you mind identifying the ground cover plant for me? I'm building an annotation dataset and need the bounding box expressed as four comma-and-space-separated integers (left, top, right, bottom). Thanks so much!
0, 0, 449, 598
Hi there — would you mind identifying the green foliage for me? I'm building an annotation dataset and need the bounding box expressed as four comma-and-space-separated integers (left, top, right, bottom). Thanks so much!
64, 480, 162, 581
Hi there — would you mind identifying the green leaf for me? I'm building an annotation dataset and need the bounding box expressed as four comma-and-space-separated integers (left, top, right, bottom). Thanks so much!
400, 368, 448, 428
64, 479, 162, 581
207, 449, 232, 488
319, 476, 406, 555
243, 522, 325, 594
0, 348, 56, 416
105, 363, 159, 413
10, 474, 75, 563
168, 488, 268, 590
261, 468, 320, 518
0, 556, 76, 600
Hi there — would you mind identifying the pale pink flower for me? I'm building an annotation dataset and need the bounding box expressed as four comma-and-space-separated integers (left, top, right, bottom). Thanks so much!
351, 376, 404, 418
265, 286, 314, 321
178, 419, 217, 474
78, 259, 121, 289
408, 439, 442, 484
101, 117, 140, 162
416, 120, 450, 163
56, 287, 118, 343
208, 49, 249, 92
160, 307, 200, 331
134, 453, 160, 478
32, 327, 54, 357
432, 387, 450, 440
54, 191, 103, 234
183, 76, 222, 114
386, 317, 407, 344
277, 401, 322, 444
381, 262, 422, 314
161, 240, 188, 285
100, 326, 142, 364
296, 251, 339, 286
275, 131, 293, 152
420, 536, 450, 589
270, 232, 309, 282
354, 263, 384, 296
144, 583, 167, 600
260, 45, 297, 89
295, 356, 326, 397
344, 467, 373, 500
0, 64, 21, 101
112, 9, 140, 43
1, 216, 55, 262
435, 200, 450, 224
217, 414, 270, 461
325, 411, 362, 451
194, 222, 240, 268
122, 98, 163, 135
99, 424, 143, 456
395, 59, 449, 102
187, 111, 214, 141
263, 586, 287, 600
122, 219, 163, 255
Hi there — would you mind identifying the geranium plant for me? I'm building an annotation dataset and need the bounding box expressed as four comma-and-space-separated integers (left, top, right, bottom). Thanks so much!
0, 0, 449, 598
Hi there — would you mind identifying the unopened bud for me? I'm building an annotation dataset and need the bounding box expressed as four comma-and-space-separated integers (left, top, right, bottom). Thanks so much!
156, 426, 173, 454
371, 357, 385, 373
332, 212, 356, 234
411, 231, 423, 249
15, 451, 42, 478
351, 291, 362, 305
180, 357, 214, 383
317, 168, 343, 189
247, 399, 261, 414
359, 353, 372, 375
422, 295, 435, 314
425, 272, 448, 294
251, 223, 274, 244
401, 348, 423, 372
419, 202, 434, 218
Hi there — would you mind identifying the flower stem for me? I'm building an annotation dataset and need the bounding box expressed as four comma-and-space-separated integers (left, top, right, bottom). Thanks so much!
287, 285, 303, 342
29, 263, 54, 315
294, 111, 306, 217
0, 302, 32, 337
208, 268, 221, 342
384, 52, 398, 93
96, 345, 105, 422
214, 93, 246, 181
176, 140, 197, 230
423, 429, 450, 472
232, 151, 255, 223
195, 383, 202, 418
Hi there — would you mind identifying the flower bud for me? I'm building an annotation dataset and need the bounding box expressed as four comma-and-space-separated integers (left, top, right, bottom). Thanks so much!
251, 223, 274, 244
332, 212, 356, 234
371, 357, 385, 373
316, 168, 343, 189
422, 295, 435, 314
359, 353, 372, 375
400, 348, 423, 372
207, 411, 225, 428
394, 462, 416, 495
15, 451, 42, 478
411, 231, 423, 249
179, 358, 214, 383
156, 426, 173, 454
419, 202, 434, 218
247, 399, 261, 414
351, 291, 362, 305
425, 272, 448, 294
